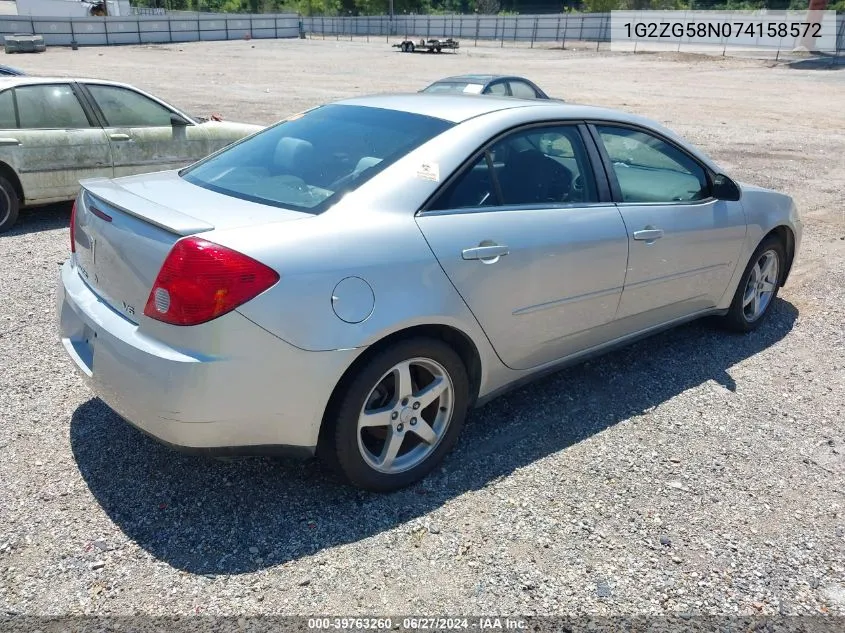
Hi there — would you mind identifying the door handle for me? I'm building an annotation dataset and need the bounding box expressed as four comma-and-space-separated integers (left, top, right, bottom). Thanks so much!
0, 137, 20, 146
462, 244, 509, 262
109, 133, 132, 141
633, 228, 664, 241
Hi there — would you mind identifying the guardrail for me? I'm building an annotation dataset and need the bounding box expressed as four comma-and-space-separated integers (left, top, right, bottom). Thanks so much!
0, 13, 301, 47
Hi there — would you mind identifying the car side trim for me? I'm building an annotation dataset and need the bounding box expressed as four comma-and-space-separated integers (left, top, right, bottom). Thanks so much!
474, 305, 729, 408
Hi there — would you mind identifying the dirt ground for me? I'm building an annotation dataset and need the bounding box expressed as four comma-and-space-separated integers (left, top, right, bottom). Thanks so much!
1, 38, 844, 618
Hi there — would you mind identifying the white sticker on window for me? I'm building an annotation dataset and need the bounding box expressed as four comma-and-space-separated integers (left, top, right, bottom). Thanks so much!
462, 84, 484, 94
416, 161, 440, 182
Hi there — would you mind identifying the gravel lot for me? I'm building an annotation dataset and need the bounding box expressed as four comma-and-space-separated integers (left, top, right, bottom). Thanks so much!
1, 38, 844, 619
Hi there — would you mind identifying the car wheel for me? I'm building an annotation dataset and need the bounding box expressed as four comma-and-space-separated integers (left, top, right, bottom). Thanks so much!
322, 337, 470, 492
0, 175, 20, 234
719, 235, 785, 333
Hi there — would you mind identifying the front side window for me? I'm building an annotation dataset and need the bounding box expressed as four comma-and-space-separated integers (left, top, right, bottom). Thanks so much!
86, 85, 175, 127
15, 84, 90, 129
595, 125, 710, 203
181, 104, 453, 214
431, 124, 598, 211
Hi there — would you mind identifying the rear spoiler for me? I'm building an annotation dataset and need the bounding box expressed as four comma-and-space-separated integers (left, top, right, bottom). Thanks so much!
80, 177, 215, 236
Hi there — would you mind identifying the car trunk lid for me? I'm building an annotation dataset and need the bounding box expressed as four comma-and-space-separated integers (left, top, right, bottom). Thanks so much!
72, 172, 309, 324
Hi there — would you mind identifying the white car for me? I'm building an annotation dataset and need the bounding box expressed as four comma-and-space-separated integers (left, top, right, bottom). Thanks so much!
0, 76, 263, 232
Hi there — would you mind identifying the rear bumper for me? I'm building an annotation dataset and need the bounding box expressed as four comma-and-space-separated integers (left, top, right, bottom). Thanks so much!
57, 259, 360, 453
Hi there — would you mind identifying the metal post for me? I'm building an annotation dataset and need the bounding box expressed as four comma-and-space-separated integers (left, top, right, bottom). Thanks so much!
597, 15, 605, 51
474, 15, 479, 47
554, 15, 560, 49
531, 16, 538, 49
104, 17, 109, 46
562, 15, 568, 50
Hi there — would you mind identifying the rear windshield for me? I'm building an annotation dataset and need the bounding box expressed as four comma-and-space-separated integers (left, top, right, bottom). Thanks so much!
422, 82, 484, 95
180, 104, 453, 214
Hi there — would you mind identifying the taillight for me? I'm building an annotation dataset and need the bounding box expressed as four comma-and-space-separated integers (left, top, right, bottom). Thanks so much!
143, 237, 280, 326
70, 199, 77, 253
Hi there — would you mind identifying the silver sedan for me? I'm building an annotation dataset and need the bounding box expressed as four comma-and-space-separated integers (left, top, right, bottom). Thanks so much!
56, 93, 803, 492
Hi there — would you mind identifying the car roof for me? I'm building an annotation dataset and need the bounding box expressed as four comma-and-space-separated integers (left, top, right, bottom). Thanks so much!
432, 74, 511, 84
334, 92, 644, 126
0, 76, 135, 89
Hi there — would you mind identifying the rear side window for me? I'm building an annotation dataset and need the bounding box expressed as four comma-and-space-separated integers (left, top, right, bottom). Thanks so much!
486, 82, 508, 96
431, 124, 598, 210
15, 84, 90, 129
0, 90, 16, 128
508, 81, 538, 99
181, 104, 453, 214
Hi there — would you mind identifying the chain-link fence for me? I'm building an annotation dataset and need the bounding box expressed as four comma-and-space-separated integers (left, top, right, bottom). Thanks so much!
0, 13, 301, 46
301, 12, 845, 61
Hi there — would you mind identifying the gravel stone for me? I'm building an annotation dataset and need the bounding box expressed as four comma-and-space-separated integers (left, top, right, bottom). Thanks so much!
0, 38, 843, 618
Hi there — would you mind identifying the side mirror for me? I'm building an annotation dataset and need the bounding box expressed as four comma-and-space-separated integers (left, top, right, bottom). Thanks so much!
712, 173, 741, 201
170, 113, 189, 127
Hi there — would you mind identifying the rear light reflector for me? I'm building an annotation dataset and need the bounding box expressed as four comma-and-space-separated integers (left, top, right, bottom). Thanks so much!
143, 237, 280, 326
70, 199, 77, 253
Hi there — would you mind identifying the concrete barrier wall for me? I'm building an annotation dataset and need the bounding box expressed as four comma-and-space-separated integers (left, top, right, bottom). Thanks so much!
0, 13, 301, 47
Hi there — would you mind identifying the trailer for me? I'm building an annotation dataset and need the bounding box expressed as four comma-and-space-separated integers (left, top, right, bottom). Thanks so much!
393, 38, 459, 54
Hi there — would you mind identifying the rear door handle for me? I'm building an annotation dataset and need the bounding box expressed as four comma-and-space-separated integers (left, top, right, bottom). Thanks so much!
0, 137, 20, 146
108, 133, 132, 141
633, 228, 664, 241
462, 244, 509, 262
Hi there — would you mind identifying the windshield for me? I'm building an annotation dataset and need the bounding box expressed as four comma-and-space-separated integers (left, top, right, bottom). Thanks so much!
181, 104, 454, 214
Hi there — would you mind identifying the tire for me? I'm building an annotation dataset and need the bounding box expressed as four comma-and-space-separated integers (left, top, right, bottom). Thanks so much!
407, 42, 415, 53
719, 235, 785, 333
320, 337, 470, 492
0, 175, 20, 234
